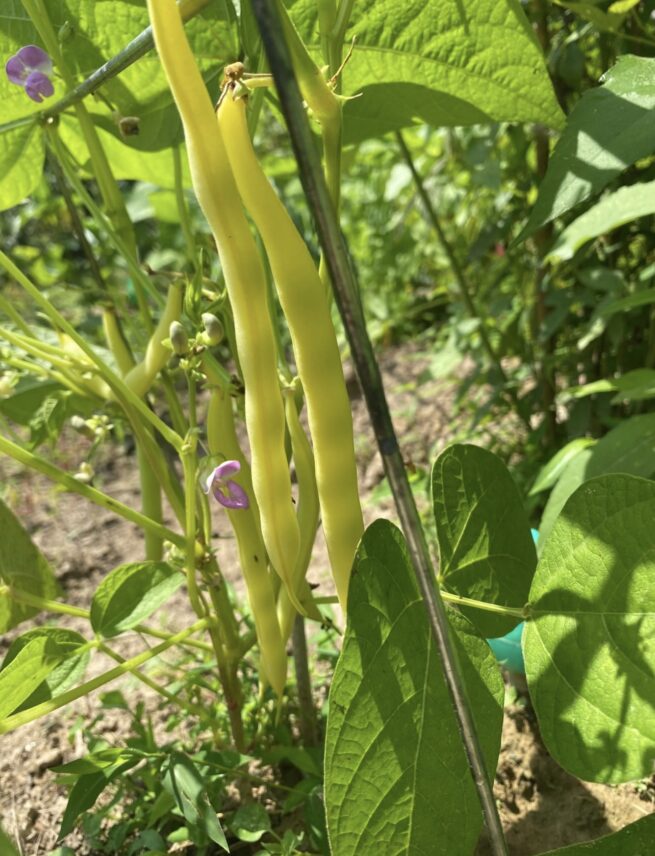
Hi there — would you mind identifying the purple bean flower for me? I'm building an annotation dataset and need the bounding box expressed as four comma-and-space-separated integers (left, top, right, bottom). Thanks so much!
203, 460, 249, 510
6, 45, 54, 103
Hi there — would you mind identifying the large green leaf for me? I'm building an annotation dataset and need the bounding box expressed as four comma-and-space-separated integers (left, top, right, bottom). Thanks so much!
432, 444, 536, 636
519, 55, 655, 240
538, 414, 655, 549
324, 520, 504, 856
290, 0, 564, 143
547, 179, 655, 263
0, 627, 89, 713
90, 561, 184, 638
525, 474, 655, 783
0, 628, 88, 718
0, 498, 58, 633
542, 814, 655, 854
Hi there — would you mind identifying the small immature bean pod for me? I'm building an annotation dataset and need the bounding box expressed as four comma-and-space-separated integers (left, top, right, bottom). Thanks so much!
217, 88, 363, 608
123, 281, 184, 397
146, 0, 301, 605
101, 307, 134, 375
206, 386, 287, 697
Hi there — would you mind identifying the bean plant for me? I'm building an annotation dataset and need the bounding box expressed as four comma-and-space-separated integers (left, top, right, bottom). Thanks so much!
0, 0, 654, 854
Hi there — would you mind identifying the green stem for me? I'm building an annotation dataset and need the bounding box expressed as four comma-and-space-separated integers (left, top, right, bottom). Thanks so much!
49, 130, 162, 314
173, 146, 198, 273
292, 614, 318, 746
2, 586, 214, 651
98, 642, 212, 726
396, 130, 531, 431
0, 619, 209, 735
439, 591, 526, 619
0, 293, 32, 335
0, 433, 184, 549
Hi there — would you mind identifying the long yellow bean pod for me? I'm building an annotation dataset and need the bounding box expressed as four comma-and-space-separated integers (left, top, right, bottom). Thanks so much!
206, 386, 287, 697
217, 89, 363, 608
146, 0, 300, 602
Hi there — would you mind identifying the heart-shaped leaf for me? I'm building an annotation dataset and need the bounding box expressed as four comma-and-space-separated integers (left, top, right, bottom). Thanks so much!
325, 519, 504, 856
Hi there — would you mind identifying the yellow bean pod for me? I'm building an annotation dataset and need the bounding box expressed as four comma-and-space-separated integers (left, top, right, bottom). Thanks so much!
58, 334, 111, 399
278, 388, 323, 641
123, 281, 183, 398
217, 89, 363, 608
101, 307, 135, 376
206, 386, 287, 697
146, 0, 300, 602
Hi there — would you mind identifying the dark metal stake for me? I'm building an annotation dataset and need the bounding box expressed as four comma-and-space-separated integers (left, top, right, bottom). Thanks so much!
250, 2, 508, 853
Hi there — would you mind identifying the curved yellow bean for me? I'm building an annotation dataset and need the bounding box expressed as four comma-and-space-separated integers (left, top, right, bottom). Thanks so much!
123, 281, 183, 398
206, 386, 287, 697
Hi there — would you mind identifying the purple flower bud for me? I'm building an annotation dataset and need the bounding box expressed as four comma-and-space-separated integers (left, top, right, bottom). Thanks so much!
203, 460, 249, 510
6, 45, 54, 103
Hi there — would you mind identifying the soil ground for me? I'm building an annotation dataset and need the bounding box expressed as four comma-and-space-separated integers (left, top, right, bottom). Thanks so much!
1, 342, 653, 854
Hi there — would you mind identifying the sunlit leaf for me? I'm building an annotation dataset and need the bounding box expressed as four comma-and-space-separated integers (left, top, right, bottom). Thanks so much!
290, 0, 564, 143
90, 561, 184, 638
547, 179, 655, 263
519, 55, 655, 240
538, 414, 655, 549
526, 474, 655, 783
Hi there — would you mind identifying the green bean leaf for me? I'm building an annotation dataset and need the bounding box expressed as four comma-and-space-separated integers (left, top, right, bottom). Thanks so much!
0, 497, 58, 633
90, 561, 184, 638
538, 414, 655, 550
325, 519, 503, 856
519, 55, 655, 240
541, 814, 655, 854
525, 474, 655, 783
0, 628, 88, 718
432, 444, 536, 636
290, 0, 564, 143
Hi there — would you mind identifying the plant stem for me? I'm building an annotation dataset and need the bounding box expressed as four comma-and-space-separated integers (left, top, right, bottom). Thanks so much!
98, 642, 213, 727
3, 586, 214, 651
532, 0, 558, 451
0, 619, 209, 735
173, 145, 199, 274
0, 433, 184, 549
396, 131, 531, 431
251, 5, 508, 852
439, 591, 526, 619
292, 614, 319, 746
48, 130, 162, 312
